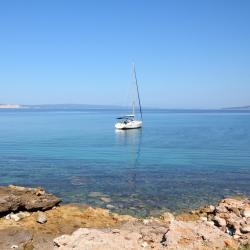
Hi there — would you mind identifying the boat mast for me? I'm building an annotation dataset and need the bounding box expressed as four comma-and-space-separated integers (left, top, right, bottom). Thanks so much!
132, 101, 135, 117
133, 63, 143, 121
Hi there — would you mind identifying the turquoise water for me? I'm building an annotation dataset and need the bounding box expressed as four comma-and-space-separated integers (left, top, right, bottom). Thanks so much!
0, 109, 250, 216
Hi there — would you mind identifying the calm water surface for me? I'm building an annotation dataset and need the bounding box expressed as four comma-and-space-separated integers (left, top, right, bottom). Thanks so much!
0, 109, 250, 216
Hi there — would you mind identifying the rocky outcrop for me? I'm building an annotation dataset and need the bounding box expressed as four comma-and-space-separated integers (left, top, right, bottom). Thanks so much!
191, 197, 250, 246
0, 185, 61, 215
0, 185, 249, 250
53, 218, 233, 250
0, 203, 136, 250
54, 220, 169, 250
53, 197, 250, 250
54, 227, 144, 250
163, 220, 232, 250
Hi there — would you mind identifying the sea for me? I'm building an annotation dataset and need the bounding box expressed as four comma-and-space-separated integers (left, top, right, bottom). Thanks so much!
0, 108, 250, 216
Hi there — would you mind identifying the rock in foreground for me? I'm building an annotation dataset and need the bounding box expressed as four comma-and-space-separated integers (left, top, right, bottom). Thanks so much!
164, 220, 231, 250
0, 185, 249, 250
53, 218, 233, 250
0, 185, 61, 215
54, 220, 169, 250
54, 197, 250, 250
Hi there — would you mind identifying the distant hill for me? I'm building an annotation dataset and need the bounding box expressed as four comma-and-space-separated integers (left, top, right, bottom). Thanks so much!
223, 105, 250, 110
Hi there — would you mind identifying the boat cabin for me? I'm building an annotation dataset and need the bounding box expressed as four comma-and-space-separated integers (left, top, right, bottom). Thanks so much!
116, 115, 135, 124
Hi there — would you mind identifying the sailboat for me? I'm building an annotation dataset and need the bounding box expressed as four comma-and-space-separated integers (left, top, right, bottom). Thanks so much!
115, 64, 143, 130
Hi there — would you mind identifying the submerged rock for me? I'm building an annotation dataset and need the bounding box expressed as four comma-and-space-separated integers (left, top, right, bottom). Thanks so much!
88, 192, 104, 198
106, 204, 115, 209
100, 197, 111, 203
0, 185, 61, 215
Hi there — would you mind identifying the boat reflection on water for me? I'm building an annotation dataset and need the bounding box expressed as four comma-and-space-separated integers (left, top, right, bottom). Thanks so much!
115, 129, 142, 194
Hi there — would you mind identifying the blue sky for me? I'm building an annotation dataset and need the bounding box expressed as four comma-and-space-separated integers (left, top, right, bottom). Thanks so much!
0, 0, 250, 108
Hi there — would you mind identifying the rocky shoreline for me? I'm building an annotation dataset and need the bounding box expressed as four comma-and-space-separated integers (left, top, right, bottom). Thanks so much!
0, 185, 249, 250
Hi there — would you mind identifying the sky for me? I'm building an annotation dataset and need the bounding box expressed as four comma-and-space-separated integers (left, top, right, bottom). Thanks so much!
0, 0, 250, 108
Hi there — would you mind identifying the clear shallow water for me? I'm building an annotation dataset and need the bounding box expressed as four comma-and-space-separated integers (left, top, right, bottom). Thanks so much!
0, 109, 250, 216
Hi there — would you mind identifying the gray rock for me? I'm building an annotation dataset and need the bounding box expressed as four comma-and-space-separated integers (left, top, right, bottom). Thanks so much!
37, 211, 47, 224
11, 245, 19, 249
0, 185, 61, 216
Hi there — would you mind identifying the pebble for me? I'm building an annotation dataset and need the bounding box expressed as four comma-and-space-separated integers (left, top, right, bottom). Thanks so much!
141, 242, 148, 248
111, 229, 120, 234
36, 212, 47, 224
11, 245, 19, 249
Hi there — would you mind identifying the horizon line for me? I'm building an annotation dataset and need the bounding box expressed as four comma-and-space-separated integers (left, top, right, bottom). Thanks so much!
0, 103, 250, 110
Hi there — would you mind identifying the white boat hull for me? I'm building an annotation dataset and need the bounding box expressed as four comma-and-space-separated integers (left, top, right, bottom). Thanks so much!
115, 120, 142, 130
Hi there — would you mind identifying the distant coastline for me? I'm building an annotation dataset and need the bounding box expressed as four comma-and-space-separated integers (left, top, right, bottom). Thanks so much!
0, 104, 23, 109
222, 105, 250, 110
1, 103, 250, 111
